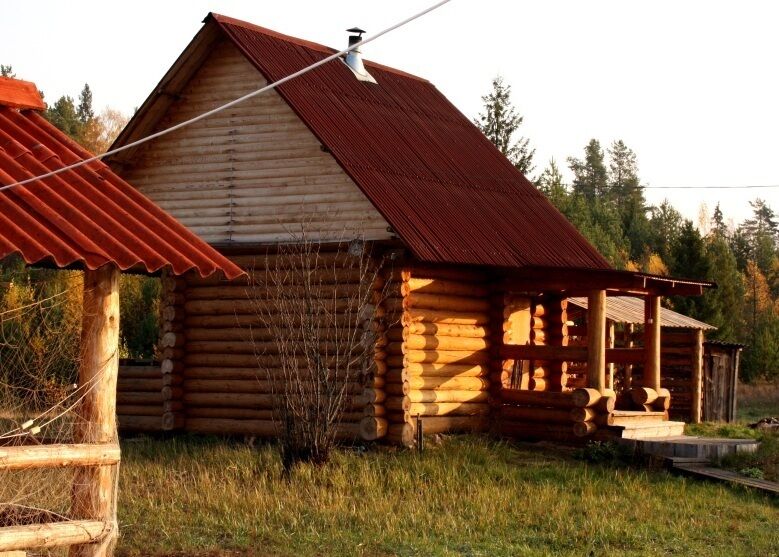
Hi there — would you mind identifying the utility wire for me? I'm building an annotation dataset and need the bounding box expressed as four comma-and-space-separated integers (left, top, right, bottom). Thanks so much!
0, 0, 453, 195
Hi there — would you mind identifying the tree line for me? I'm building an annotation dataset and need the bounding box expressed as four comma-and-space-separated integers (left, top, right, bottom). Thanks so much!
476, 77, 779, 381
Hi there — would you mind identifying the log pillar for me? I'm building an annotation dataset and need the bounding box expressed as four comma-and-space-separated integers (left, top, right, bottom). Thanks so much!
643, 294, 661, 392
586, 290, 607, 394
691, 328, 704, 423
70, 265, 121, 557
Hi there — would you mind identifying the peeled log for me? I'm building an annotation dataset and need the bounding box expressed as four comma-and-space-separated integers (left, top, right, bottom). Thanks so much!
184, 312, 364, 329
400, 334, 489, 352
117, 378, 162, 392
385, 382, 410, 396
359, 417, 388, 440
407, 376, 489, 391
118, 366, 160, 379
500, 390, 575, 409
572, 388, 603, 408
405, 363, 488, 376
403, 322, 488, 339
501, 406, 572, 424
407, 390, 488, 403
412, 415, 487, 434
117, 405, 162, 417
395, 292, 490, 313
385, 396, 411, 412
400, 309, 490, 327
186, 407, 274, 420
118, 415, 162, 432
401, 277, 489, 298
386, 423, 415, 446
117, 392, 163, 405
573, 421, 598, 437
407, 402, 489, 417
183, 392, 274, 408
184, 297, 353, 315
398, 350, 489, 366
182, 379, 363, 395
630, 387, 658, 405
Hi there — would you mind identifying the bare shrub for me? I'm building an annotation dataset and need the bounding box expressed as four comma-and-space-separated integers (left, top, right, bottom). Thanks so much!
247, 234, 386, 470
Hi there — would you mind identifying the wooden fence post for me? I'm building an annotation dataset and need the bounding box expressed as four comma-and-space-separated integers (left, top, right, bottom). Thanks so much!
70, 265, 121, 557
586, 290, 606, 394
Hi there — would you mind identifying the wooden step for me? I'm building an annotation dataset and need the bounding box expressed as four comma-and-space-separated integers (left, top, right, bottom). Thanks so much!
611, 410, 666, 426
610, 421, 686, 439
626, 436, 760, 460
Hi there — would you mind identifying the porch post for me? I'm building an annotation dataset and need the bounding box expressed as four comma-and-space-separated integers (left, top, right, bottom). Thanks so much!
691, 329, 704, 423
586, 289, 607, 394
70, 264, 121, 557
643, 294, 661, 391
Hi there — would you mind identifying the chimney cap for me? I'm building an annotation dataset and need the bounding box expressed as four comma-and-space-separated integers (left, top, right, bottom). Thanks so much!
346, 27, 366, 36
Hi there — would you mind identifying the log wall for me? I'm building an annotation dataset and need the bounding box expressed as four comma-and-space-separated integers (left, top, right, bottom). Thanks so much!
119, 40, 391, 244
383, 265, 493, 445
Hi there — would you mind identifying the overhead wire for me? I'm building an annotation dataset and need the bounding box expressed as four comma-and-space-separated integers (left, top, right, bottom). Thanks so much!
0, 0, 454, 195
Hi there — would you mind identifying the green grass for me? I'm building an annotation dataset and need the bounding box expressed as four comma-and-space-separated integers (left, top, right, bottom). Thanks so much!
116, 435, 779, 557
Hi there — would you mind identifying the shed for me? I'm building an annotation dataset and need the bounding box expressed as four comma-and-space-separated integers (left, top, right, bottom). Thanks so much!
108, 14, 714, 446
0, 77, 242, 554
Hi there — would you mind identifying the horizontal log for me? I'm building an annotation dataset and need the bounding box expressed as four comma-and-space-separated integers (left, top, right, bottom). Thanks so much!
407, 390, 488, 403
117, 378, 163, 392
186, 283, 364, 301
0, 520, 109, 552
185, 326, 375, 343
186, 407, 274, 420
184, 418, 361, 440
183, 392, 274, 408
498, 421, 575, 441
184, 298, 354, 315
573, 421, 598, 437
501, 406, 573, 424
402, 322, 489, 339
118, 415, 163, 432
184, 313, 366, 329
118, 365, 160, 379
406, 376, 489, 391
389, 350, 489, 366
400, 334, 489, 352
405, 362, 489, 377
407, 402, 490, 417
359, 417, 388, 441
182, 379, 364, 395
400, 309, 490, 327
0, 443, 120, 471
186, 340, 362, 355
389, 266, 487, 284
117, 405, 163, 417
385, 382, 410, 396
117, 392, 163, 405
500, 389, 575, 408
386, 423, 415, 446
501, 344, 644, 365
391, 292, 490, 313
401, 277, 489, 298
184, 366, 375, 381
385, 396, 411, 412
412, 415, 488, 434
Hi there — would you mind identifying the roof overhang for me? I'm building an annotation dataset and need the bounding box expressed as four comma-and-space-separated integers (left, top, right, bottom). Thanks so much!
500, 266, 715, 297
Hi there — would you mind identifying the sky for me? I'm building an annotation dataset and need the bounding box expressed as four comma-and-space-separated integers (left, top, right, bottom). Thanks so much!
2, 0, 777, 227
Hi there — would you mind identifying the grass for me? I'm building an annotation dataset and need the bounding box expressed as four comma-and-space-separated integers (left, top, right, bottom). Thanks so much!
115, 435, 779, 557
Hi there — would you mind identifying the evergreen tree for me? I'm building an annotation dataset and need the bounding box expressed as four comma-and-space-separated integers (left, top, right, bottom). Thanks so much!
535, 158, 568, 208
711, 203, 728, 238
648, 200, 683, 268
475, 76, 535, 175
1, 65, 15, 78
568, 139, 608, 201
705, 236, 744, 341
607, 140, 650, 260
669, 220, 712, 321
45, 96, 81, 139
741, 260, 779, 380
76, 83, 94, 123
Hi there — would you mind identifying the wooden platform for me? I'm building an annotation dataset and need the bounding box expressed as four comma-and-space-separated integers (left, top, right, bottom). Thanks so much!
672, 462, 779, 496
621, 436, 760, 460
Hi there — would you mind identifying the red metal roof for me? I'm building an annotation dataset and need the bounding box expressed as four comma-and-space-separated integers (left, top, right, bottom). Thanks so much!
0, 85, 244, 279
210, 14, 611, 270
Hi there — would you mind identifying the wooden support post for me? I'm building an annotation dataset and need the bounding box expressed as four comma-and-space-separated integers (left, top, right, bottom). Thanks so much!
586, 290, 606, 394
643, 295, 661, 392
624, 323, 634, 390
691, 329, 704, 423
607, 321, 615, 390
70, 265, 120, 557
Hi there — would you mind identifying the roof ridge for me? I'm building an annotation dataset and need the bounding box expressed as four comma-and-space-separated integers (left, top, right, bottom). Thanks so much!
208, 12, 430, 83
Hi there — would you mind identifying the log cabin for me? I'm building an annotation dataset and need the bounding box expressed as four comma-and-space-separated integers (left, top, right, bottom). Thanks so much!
107, 14, 714, 446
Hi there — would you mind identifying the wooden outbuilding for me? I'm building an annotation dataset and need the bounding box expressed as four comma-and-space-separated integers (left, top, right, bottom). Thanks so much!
0, 77, 242, 555
108, 14, 714, 446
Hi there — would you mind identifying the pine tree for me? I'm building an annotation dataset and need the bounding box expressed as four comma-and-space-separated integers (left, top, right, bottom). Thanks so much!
76, 83, 94, 123
711, 203, 728, 238
669, 220, 712, 321
0, 65, 15, 78
568, 139, 608, 201
535, 158, 568, 208
45, 96, 81, 139
475, 76, 535, 175
648, 200, 683, 268
705, 236, 744, 341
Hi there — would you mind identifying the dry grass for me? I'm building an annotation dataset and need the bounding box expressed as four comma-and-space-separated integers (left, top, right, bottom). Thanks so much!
116, 435, 779, 557
738, 381, 779, 423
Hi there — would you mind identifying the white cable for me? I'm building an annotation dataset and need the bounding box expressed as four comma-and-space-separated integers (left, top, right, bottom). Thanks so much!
0, 0, 453, 195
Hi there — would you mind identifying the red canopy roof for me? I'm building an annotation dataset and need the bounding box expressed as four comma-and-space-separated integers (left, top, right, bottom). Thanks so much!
210, 14, 611, 270
0, 79, 243, 279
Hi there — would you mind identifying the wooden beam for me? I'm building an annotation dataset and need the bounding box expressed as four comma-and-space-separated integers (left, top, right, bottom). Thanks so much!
0, 443, 120, 471
587, 290, 607, 394
0, 521, 109, 552
691, 329, 704, 423
70, 265, 121, 557
643, 295, 661, 391
500, 344, 644, 365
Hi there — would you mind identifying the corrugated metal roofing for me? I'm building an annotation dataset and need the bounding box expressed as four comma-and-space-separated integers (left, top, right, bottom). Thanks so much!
0, 82, 244, 279
568, 296, 717, 330
207, 14, 611, 270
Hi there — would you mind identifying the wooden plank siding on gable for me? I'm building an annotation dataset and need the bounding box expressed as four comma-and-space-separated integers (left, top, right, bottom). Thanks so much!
121, 40, 391, 245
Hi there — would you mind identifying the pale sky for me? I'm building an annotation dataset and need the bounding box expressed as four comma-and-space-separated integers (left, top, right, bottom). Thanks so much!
2, 0, 777, 227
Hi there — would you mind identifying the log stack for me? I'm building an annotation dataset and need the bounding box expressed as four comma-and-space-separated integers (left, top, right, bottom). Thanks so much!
116, 364, 166, 432
498, 388, 616, 441
159, 271, 186, 430
383, 266, 492, 446
526, 298, 569, 392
